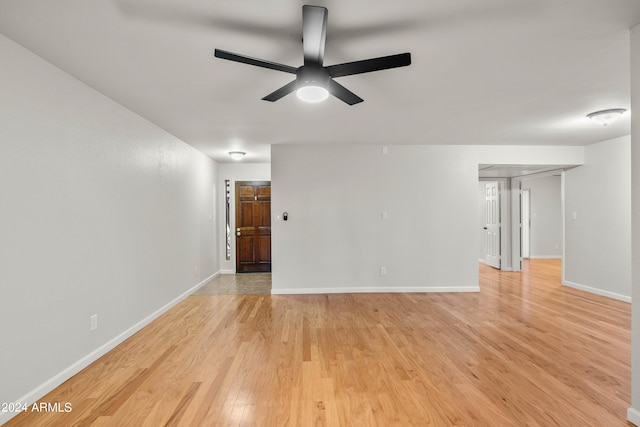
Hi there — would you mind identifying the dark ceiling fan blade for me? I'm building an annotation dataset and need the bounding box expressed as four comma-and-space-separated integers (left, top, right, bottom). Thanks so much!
326, 52, 411, 78
214, 49, 297, 74
327, 79, 363, 105
262, 80, 298, 102
302, 5, 328, 66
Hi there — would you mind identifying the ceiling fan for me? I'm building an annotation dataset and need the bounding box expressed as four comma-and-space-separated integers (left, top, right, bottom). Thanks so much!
214, 5, 411, 105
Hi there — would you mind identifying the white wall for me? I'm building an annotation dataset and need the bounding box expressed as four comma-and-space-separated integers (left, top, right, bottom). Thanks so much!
564, 136, 631, 301
216, 163, 271, 273
522, 175, 562, 258
629, 23, 640, 426
271, 144, 480, 293
0, 35, 218, 424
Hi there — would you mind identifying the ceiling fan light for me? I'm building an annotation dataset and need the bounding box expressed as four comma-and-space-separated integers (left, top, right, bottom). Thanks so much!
228, 151, 246, 161
587, 108, 626, 126
296, 85, 329, 103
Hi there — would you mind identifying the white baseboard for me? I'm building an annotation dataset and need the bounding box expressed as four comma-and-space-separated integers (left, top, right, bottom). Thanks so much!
628, 407, 640, 426
271, 286, 480, 295
0, 271, 219, 426
529, 255, 562, 259
220, 269, 235, 275
563, 280, 631, 303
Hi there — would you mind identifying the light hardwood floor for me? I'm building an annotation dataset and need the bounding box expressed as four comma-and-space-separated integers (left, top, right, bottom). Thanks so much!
4, 260, 632, 426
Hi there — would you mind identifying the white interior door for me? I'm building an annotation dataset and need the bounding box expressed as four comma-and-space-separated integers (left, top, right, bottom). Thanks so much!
484, 182, 501, 269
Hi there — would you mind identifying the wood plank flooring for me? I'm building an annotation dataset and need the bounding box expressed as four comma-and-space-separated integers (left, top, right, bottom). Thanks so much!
4, 260, 632, 426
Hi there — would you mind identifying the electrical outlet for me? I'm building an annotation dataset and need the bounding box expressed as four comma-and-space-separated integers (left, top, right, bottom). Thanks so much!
380, 266, 387, 276
90, 314, 98, 331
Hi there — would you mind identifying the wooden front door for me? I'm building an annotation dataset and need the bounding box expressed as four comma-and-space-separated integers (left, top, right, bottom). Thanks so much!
235, 181, 271, 273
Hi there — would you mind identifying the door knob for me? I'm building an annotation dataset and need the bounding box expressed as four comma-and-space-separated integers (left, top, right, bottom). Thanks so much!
236, 231, 241, 236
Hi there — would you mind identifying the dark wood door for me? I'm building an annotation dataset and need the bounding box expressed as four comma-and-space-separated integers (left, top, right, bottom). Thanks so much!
235, 181, 271, 273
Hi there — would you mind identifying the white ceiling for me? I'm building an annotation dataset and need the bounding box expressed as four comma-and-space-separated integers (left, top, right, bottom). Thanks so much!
1, 0, 638, 163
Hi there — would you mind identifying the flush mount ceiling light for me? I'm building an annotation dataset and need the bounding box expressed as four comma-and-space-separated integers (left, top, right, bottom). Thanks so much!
228, 151, 246, 161
296, 68, 330, 103
297, 85, 329, 103
587, 108, 626, 126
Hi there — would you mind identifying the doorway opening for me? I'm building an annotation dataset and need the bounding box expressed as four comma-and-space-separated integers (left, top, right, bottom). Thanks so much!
479, 165, 575, 273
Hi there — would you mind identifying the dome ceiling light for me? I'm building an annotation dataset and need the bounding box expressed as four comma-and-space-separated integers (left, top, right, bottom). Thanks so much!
587, 109, 626, 126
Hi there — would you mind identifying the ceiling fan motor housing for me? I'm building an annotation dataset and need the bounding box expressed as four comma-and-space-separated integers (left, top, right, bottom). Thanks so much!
296, 66, 330, 89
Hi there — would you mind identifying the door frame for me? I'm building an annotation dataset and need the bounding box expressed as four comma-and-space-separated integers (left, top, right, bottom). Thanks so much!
521, 189, 531, 259
222, 178, 271, 274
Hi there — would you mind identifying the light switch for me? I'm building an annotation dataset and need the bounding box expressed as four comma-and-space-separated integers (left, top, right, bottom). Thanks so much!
381, 211, 388, 220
